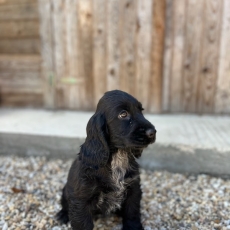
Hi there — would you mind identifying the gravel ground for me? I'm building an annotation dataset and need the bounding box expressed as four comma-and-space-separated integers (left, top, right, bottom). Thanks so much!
1, 156, 230, 230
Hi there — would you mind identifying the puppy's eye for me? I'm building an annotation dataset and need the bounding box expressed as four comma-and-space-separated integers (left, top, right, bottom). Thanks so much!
118, 110, 128, 119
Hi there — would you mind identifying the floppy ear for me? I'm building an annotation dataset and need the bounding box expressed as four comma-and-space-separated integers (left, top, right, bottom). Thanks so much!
80, 113, 109, 169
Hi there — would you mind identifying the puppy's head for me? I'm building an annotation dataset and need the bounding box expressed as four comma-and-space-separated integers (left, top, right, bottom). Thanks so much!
97, 90, 156, 149
80, 90, 156, 168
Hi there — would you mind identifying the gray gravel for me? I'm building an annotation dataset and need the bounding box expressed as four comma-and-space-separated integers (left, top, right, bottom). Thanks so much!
1, 156, 230, 230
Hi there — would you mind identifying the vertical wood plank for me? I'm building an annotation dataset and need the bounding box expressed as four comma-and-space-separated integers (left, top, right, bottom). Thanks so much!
197, 0, 223, 113
52, 0, 67, 108
119, 0, 137, 95
182, 0, 204, 112
38, 0, 55, 108
65, 0, 83, 109
162, 0, 173, 112
93, 0, 107, 107
135, 0, 153, 109
169, 0, 186, 112
106, 0, 120, 91
77, 0, 94, 110
215, 0, 230, 114
148, 0, 166, 113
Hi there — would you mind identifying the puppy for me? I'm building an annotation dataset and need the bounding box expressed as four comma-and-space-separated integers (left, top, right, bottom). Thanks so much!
56, 90, 156, 230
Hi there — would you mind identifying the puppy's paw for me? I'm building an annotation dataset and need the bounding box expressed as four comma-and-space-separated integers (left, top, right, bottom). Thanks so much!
122, 220, 144, 230
56, 209, 69, 224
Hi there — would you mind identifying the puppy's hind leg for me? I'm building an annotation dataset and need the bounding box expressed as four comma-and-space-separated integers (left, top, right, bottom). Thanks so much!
56, 186, 69, 224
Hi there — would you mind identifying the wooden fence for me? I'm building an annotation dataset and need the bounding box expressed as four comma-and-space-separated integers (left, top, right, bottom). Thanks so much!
0, 0, 230, 114
0, 0, 42, 107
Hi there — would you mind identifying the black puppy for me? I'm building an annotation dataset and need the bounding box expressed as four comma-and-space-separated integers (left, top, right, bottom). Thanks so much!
56, 90, 156, 230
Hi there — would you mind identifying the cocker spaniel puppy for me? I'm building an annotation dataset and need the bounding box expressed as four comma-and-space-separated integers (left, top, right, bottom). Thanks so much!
56, 90, 156, 230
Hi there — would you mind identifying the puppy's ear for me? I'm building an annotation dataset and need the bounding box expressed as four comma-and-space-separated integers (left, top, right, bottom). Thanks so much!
80, 113, 109, 169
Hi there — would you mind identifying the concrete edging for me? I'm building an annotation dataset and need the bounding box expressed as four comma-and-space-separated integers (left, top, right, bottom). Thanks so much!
1, 132, 230, 176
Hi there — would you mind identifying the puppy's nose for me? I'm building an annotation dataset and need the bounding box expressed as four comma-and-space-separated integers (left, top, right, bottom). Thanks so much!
146, 128, 156, 138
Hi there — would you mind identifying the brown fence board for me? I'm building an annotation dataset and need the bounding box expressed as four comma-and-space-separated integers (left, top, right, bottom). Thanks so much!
119, 0, 137, 96
65, 0, 83, 110
0, 71, 40, 83
162, 0, 173, 112
0, 92, 43, 107
0, 38, 40, 54
0, 3, 38, 20
0, 55, 41, 71
106, 0, 121, 91
148, 0, 165, 113
135, 0, 153, 109
215, 0, 230, 114
38, 0, 55, 109
0, 20, 39, 39
52, 0, 67, 109
182, 0, 204, 112
169, 0, 186, 112
93, 0, 107, 107
77, 0, 94, 110
197, 0, 223, 113
0, 0, 37, 5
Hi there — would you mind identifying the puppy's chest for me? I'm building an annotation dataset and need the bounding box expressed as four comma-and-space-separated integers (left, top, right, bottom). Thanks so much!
96, 151, 135, 213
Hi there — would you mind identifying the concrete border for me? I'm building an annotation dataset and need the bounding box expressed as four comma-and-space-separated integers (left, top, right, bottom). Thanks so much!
1, 132, 230, 176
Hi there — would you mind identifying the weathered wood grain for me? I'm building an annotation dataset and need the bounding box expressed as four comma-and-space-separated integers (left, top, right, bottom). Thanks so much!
77, 0, 94, 110
169, 0, 186, 112
148, 0, 166, 113
197, 0, 223, 113
93, 0, 107, 107
0, 71, 40, 84
0, 3, 38, 20
135, 0, 153, 109
64, 0, 82, 110
0, 0, 37, 5
162, 0, 173, 112
106, 0, 121, 91
38, 0, 55, 108
0, 20, 39, 39
0, 55, 41, 71
0, 38, 40, 54
1, 85, 42, 94
0, 92, 43, 107
182, 0, 204, 112
215, 0, 230, 114
52, 0, 67, 109
119, 0, 137, 96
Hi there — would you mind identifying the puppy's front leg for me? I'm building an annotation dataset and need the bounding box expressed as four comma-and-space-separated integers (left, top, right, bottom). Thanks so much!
68, 200, 94, 230
121, 179, 144, 230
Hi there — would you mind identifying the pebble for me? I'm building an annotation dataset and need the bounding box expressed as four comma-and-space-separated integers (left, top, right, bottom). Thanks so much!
1, 156, 230, 230
2, 222, 8, 230
52, 227, 61, 230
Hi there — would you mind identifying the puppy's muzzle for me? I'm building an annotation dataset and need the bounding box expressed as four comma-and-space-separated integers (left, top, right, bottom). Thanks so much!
145, 127, 156, 142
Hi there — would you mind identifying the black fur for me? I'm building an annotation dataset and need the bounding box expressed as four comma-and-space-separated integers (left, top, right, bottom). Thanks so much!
56, 90, 156, 230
